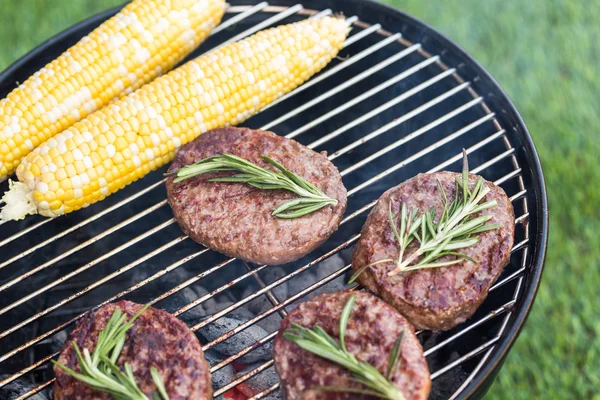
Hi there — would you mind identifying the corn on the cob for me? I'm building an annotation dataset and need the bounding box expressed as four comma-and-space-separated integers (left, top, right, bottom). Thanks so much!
0, 17, 350, 221
0, 0, 226, 182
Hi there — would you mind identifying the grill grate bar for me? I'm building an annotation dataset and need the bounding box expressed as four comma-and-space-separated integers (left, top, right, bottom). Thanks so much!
202, 264, 353, 353
214, 360, 275, 397
0, 218, 52, 249
511, 238, 529, 253
510, 189, 527, 203
337, 92, 480, 169
14, 380, 53, 400
306, 62, 450, 147
211, 2, 269, 35
0, 7, 537, 399
0, 351, 56, 389
0, 235, 187, 343
423, 300, 516, 357
0, 200, 167, 294
250, 383, 280, 399
342, 19, 376, 47
349, 126, 504, 196
496, 168, 522, 186
0, 29, 411, 272
262, 42, 421, 130
243, 261, 288, 318
0, 145, 524, 374
209, 331, 278, 373
0, 218, 175, 317
432, 337, 500, 380
308, 8, 332, 19
449, 347, 495, 400
262, 24, 390, 112
210, 4, 303, 53
295, 55, 446, 142
473, 148, 516, 174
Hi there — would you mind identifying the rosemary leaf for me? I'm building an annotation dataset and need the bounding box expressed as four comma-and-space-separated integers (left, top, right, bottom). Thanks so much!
316, 386, 389, 397
339, 295, 356, 351
351, 152, 501, 281
151, 367, 169, 400
386, 331, 404, 380
284, 296, 407, 400
171, 153, 337, 219
348, 259, 395, 284
52, 304, 169, 400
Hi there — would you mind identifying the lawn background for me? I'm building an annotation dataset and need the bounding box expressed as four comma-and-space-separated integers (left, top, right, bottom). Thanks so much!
1, 1, 598, 399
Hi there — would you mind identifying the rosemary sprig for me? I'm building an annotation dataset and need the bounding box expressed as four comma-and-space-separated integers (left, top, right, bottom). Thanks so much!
350, 151, 500, 283
283, 295, 407, 400
169, 153, 338, 218
52, 304, 170, 400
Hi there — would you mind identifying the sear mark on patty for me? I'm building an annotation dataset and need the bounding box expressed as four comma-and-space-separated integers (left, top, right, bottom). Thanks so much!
166, 127, 347, 265
273, 290, 431, 400
352, 172, 515, 331
53, 301, 211, 400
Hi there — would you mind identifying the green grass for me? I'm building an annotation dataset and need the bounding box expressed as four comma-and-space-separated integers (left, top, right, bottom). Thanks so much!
1, 1, 598, 398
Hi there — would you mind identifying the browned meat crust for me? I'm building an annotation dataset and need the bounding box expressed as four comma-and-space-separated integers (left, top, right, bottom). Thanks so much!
53, 301, 211, 400
166, 127, 347, 265
273, 290, 431, 400
352, 172, 515, 331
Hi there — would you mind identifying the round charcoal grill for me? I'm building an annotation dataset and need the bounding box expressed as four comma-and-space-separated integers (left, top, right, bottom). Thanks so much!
0, 1, 548, 399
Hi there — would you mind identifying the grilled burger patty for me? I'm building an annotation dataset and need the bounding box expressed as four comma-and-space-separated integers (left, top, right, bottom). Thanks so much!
273, 291, 431, 400
166, 127, 347, 265
54, 301, 211, 400
352, 172, 515, 331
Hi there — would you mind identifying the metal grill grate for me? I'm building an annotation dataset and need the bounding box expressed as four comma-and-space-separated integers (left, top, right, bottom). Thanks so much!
0, 3, 543, 399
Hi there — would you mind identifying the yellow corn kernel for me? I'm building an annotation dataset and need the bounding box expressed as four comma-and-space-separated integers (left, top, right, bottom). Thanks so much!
0, 0, 226, 181
1, 17, 350, 220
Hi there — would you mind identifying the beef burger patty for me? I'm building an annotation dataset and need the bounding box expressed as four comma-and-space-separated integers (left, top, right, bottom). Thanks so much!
352, 172, 515, 331
166, 127, 347, 265
273, 290, 431, 400
54, 301, 211, 400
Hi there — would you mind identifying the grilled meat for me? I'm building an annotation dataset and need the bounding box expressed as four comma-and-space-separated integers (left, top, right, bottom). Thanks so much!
166, 127, 347, 265
273, 290, 431, 400
351, 172, 515, 331
54, 300, 211, 400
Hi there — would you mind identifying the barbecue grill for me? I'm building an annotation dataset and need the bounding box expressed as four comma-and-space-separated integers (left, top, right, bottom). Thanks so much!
0, 1, 548, 399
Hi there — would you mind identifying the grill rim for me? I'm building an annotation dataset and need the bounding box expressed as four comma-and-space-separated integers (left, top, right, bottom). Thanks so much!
0, 1, 549, 399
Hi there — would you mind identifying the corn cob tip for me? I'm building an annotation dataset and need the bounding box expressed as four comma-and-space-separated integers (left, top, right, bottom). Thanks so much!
0, 180, 36, 221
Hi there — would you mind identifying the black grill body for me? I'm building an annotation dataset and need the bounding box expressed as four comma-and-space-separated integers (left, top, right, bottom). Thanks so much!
0, 1, 547, 399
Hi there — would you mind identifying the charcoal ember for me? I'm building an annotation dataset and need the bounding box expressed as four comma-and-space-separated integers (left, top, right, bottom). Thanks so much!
198, 315, 273, 364
172, 284, 249, 326
285, 254, 346, 307
234, 364, 281, 398
0, 376, 49, 399
35, 330, 67, 355
204, 349, 235, 390
243, 267, 289, 315
314, 253, 346, 281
